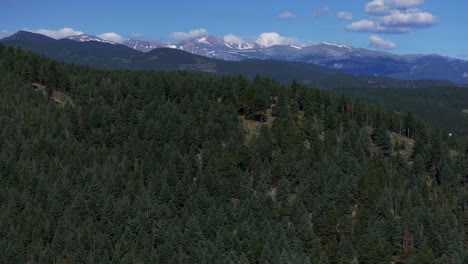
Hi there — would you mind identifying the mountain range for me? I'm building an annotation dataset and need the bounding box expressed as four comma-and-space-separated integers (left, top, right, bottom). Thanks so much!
141, 36, 468, 84
60, 32, 468, 84
0, 31, 459, 89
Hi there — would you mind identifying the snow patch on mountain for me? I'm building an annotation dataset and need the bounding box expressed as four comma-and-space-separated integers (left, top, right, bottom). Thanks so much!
68, 34, 112, 43
319, 42, 351, 50
333, 63, 344, 69
237, 43, 259, 50
123, 39, 162, 52
196, 37, 212, 45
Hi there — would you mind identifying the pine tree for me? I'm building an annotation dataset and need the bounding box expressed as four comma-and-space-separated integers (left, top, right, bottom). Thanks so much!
372, 122, 392, 157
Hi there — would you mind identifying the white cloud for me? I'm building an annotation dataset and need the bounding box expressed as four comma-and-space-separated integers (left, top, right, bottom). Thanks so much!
25, 27, 84, 39
224, 34, 244, 44
0, 30, 12, 39
347, 20, 383, 32
337, 12, 353, 20
366, 0, 387, 15
366, 0, 425, 15
97, 32, 126, 43
279, 12, 296, 19
463, 72, 468, 78
347, 10, 437, 33
347, 0, 437, 34
169, 28, 209, 40
255, 32, 300, 47
382, 10, 437, 28
368, 35, 396, 50
313, 5, 331, 17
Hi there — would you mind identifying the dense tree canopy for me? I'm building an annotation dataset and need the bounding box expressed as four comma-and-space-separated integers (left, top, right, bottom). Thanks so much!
0, 44, 466, 263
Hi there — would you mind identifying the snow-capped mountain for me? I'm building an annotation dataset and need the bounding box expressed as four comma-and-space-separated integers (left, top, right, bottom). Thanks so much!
171, 36, 263, 61
67, 34, 163, 52
122, 39, 164, 52
65, 34, 359, 62
60, 32, 468, 84
66, 34, 262, 59
67, 34, 113, 44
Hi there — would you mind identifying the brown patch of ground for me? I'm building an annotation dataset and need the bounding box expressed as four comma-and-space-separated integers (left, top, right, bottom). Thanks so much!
390, 132, 415, 161
32, 83, 73, 107
366, 126, 415, 160
241, 108, 276, 143
32, 83, 46, 95
52, 91, 73, 107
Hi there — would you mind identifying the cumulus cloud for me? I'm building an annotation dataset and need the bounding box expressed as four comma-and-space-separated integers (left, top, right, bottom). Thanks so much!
313, 6, 331, 17
25, 27, 84, 39
366, 0, 425, 15
382, 10, 437, 28
255, 32, 300, 47
97, 32, 126, 43
224, 34, 244, 44
0, 30, 12, 39
169, 28, 209, 40
278, 12, 296, 19
337, 12, 353, 20
347, 20, 382, 32
368, 35, 396, 50
347, 0, 437, 34
347, 10, 437, 33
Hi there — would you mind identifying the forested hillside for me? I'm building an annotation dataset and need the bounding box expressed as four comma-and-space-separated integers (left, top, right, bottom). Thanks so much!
0, 44, 466, 263
332, 87, 468, 137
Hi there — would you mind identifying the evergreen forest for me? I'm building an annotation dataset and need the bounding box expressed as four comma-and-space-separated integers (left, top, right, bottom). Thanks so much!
0, 44, 467, 263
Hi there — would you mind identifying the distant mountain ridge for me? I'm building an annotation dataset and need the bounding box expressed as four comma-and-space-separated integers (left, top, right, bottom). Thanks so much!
160, 36, 468, 84
123, 39, 164, 52
11, 30, 467, 84
0, 31, 456, 89
66, 33, 468, 84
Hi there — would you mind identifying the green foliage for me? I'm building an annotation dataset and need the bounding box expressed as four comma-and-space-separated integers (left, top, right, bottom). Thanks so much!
335, 87, 468, 137
372, 122, 392, 157
0, 44, 465, 263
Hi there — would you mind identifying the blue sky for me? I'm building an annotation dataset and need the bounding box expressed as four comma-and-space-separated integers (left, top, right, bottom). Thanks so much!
1, 0, 466, 58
